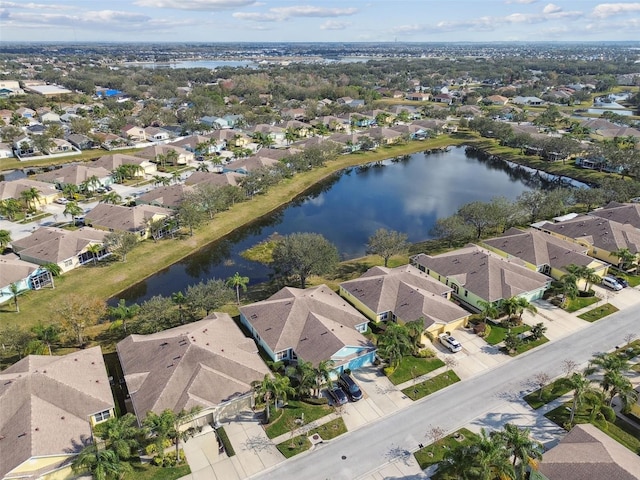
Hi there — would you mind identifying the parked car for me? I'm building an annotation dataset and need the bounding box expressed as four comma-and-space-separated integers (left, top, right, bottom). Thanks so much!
615, 276, 629, 288
438, 333, 462, 353
602, 275, 623, 291
327, 386, 348, 406
56, 197, 69, 204
338, 373, 363, 401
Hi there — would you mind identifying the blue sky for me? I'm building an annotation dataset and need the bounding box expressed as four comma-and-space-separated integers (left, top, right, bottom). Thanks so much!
0, 0, 639, 43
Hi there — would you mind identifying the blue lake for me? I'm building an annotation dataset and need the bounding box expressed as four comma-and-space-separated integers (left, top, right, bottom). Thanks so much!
117, 146, 547, 303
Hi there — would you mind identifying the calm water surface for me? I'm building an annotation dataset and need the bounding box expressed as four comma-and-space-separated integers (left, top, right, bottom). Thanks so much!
117, 146, 542, 303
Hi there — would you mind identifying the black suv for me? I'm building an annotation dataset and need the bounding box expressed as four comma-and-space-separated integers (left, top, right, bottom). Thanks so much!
338, 373, 363, 401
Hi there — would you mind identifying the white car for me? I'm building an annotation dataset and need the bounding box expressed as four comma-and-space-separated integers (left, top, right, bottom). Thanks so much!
438, 333, 462, 353
56, 198, 69, 205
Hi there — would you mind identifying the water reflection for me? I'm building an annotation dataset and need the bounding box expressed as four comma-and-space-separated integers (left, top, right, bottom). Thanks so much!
116, 146, 536, 304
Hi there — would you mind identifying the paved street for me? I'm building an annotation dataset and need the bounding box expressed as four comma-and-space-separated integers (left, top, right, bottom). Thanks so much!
250, 306, 639, 480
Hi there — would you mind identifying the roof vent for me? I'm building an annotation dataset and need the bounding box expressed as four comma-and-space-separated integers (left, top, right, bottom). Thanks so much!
160, 342, 169, 347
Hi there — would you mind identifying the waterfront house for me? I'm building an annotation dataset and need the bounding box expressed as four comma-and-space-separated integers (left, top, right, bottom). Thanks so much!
0, 347, 115, 480
411, 244, 551, 312
185, 171, 243, 188
239, 285, 376, 373
117, 313, 271, 426
0, 254, 53, 304
340, 265, 470, 339
137, 184, 192, 209
84, 203, 174, 240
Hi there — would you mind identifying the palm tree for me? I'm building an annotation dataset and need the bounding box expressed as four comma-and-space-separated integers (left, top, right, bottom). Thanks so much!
313, 359, 335, 397
165, 149, 179, 166
143, 409, 175, 458
438, 444, 478, 480
0, 229, 11, 252
63, 201, 83, 224
31, 322, 60, 355
9, 282, 21, 312
498, 423, 543, 478
293, 360, 316, 399
554, 273, 579, 308
404, 318, 425, 355
0, 198, 21, 221
284, 127, 297, 145
171, 291, 188, 324
86, 243, 103, 265
584, 389, 615, 423
478, 300, 500, 322
568, 372, 594, 425
612, 247, 637, 272
101, 191, 122, 205
566, 264, 600, 293
377, 323, 413, 368
171, 407, 202, 457
252, 374, 277, 422
602, 369, 636, 408
475, 428, 515, 480
514, 297, 537, 321
196, 162, 210, 172
226, 272, 249, 305
272, 373, 295, 412
93, 413, 141, 460
108, 299, 140, 334
72, 445, 132, 480
62, 183, 79, 200
20, 187, 41, 211
500, 297, 520, 321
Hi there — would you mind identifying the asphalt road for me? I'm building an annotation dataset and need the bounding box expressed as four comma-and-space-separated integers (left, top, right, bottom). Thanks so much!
252, 307, 638, 480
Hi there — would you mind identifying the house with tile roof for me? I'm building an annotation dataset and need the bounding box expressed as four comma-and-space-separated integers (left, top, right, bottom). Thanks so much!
11, 226, 110, 273
117, 313, 271, 425
136, 184, 192, 209
184, 171, 243, 188
482, 228, 609, 284
590, 202, 640, 230
533, 424, 640, 480
410, 244, 551, 312
223, 155, 280, 175
136, 144, 194, 165
340, 265, 470, 339
537, 215, 640, 266
0, 347, 115, 480
239, 285, 376, 373
84, 203, 174, 240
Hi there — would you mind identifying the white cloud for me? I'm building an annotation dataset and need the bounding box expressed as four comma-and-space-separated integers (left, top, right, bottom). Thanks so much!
234, 4, 357, 22
592, 2, 640, 18
133, 0, 257, 10
542, 3, 562, 14
0, 1, 70, 9
320, 20, 350, 30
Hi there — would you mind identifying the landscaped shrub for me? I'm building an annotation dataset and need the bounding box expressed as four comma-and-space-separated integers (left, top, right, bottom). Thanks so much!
152, 450, 186, 467
416, 348, 436, 358
304, 397, 329, 406
145, 438, 172, 456
579, 289, 595, 297
215, 426, 236, 457
383, 366, 395, 377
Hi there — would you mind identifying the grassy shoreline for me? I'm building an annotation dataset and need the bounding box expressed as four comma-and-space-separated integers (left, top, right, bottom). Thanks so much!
0, 136, 464, 328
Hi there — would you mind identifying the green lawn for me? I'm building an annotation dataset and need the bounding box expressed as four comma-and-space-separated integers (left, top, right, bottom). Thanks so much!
402, 370, 460, 401
564, 295, 599, 313
512, 335, 549, 356
276, 418, 347, 458
545, 403, 640, 454
577, 303, 619, 322
264, 400, 333, 439
484, 323, 529, 346
414, 428, 479, 469
524, 377, 573, 409
387, 356, 445, 385
123, 463, 190, 480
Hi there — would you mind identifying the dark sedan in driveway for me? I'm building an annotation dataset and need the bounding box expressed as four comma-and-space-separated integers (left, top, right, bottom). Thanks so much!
327, 386, 348, 406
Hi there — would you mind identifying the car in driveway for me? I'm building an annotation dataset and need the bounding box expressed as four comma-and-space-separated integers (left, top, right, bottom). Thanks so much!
327, 386, 348, 406
56, 197, 69, 205
338, 373, 363, 401
438, 333, 462, 353
615, 276, 630, 288
602, 275, 623, 291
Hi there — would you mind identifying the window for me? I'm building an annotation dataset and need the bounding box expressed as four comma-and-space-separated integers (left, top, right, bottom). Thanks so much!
93, 410, 111, 423
378, 312, 389, 321
464, 290, 468, 297
275, 350, 288, 361
63, 259, 73, 267
452, 284, 459, 294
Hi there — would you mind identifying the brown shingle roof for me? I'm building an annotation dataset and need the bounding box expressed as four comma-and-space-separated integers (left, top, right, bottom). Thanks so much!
185, 171, 243, 188
12, 226, 108, 264
0, 178, 59, 201
340, 265, 468, 329
538, 424, 640, 480
85, 203, 172, 233
137, 184, 191, 209
34, 164, 111, 186
411, 245, 550, 303
116, 314, 270, 420
590, 202, 640, 230
0, 347, 114, 479
92, 153, 150, 170
0, 254, 39, 288
239, 285, 373, 367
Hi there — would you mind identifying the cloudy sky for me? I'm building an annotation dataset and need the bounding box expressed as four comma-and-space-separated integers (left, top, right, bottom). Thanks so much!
1, 0, 639, 43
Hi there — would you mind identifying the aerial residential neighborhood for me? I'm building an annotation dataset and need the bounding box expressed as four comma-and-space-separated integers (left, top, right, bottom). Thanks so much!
1, 37, 640, 480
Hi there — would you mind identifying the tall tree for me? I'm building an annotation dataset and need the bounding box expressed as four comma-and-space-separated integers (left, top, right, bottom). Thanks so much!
185, 278, 234, 316
0, 229, 11, 252
63, 201, 84, 224
497, 423, 543, 478
93, 413, 141, 460
54, 294, 106, 347
377, 322, 413, 368
568, 372, 594, 425
271, 232, 339, 288
104, 231, 138, 262
108, 299, 140, 334
366, 228, 409, 267
9, 282, 21, 313
72, 445, 132, 480
31, 322, 60, 355
313, 359, 335, 397
20, 187, 41, 211
226, 272, 249, 305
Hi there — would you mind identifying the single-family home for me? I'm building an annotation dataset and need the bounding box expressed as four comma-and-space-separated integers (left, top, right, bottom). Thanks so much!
47, 138, 75, 154
239, 284, 376, 373
136, 184, 192, 209
0, 347, 115, 480
482, 228, 608, 284
0, 80, 23, 97
390, 124, 427, 140
34, 164, 113, 190
136, 144, 194, 165
0, 178, 60, 205
311, 116, 348, 132
121, 124, 146, 142
280, 108, 306, 121
11, 226, 110, 273
0, 254, 53, 304
511, 96, 544, 106
223, 155, 280, 175
144, 126, 171, 142
16, 107, 35, 119
184, 171, 243, 188
209, 129, 251, 148
93, 153, 157, 175
411, 119, 446, 135
537, 215, 640, 266
117, 313, 271, 425
40, 111, 61, 124
280, 120, 312, 138
433, 93, 454, 105
84, 203, 174, 239
589, 202, 640, 230
171, 135, 223, 155
13, 136, 36, 157
405, 92, 431, 102
485, 95, 509, 106
340, 265, 470, 339
366, 127, 403, 145
327, 132, 368, 153
533, 424, 640, 480
410, 244, 551, 312
67, 133, 98, 150
93, 132, 131, 150
250, 124, 286, 144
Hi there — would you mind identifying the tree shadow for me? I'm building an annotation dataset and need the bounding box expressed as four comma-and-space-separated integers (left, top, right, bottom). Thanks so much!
327, 261, 371, 281
385, 444, 414, 466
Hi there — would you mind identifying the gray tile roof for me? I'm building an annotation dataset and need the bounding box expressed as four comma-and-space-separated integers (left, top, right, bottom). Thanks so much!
411, 244, 550, 303
0, 178, 59, 201
239, 285, 373, 367
34, 164, 111, 186
0, 253, 39, 288
539, 424, 640, 480
116, 313, 270, 420
340, 265, 468, 329
85, 203, 172, 233
12, 226, 108, 264
541, 215, 640, 254
0, 347, 114, 479
483, 228, 596, 272
185, 171, 243, 188
137, 184, 191, 209
590, 202, 640, 230
92, 153, 151, 170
